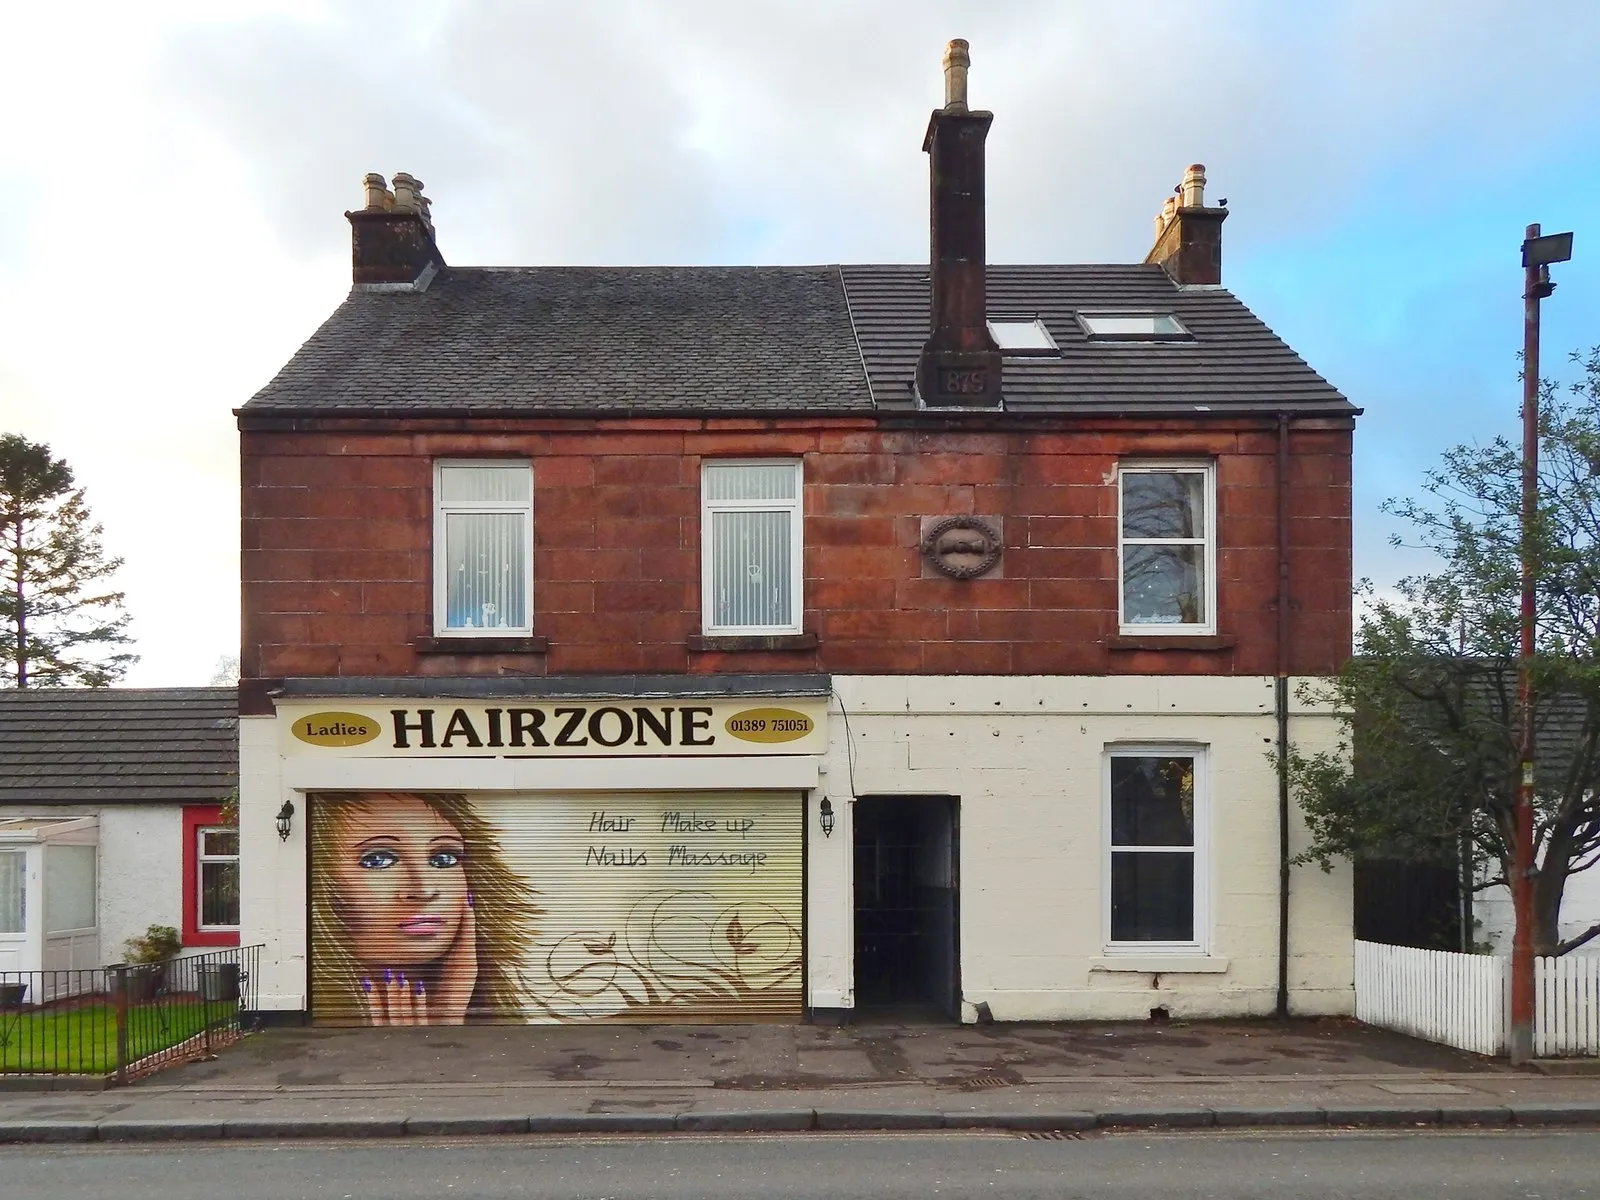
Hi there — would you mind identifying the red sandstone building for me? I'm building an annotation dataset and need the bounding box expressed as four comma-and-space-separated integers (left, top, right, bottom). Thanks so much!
238, 43, 1357, 1026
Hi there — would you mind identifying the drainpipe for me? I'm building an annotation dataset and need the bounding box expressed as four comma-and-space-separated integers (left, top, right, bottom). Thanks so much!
1276, 412, 1292, 1020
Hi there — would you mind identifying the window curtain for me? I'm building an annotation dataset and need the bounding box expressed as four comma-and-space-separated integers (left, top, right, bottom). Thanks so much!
710, 510, 792, 628
0, 851, 24, 933
444, 512, 527, 630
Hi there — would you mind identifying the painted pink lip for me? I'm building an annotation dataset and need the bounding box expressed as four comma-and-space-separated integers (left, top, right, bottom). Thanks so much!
397, 916, 446, 935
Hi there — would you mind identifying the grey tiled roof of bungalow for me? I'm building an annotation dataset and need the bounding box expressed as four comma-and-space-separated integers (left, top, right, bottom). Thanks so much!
0, 688, 238, 806
242, 262, 1353, 418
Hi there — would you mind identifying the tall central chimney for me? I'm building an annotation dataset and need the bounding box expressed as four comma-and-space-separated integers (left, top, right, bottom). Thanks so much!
915, 39, 1002, 409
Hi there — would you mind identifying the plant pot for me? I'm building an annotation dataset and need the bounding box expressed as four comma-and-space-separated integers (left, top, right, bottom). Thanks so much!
108, 965, 163, 1004
198, 962, 240, 1003
0, 982, 25, 1008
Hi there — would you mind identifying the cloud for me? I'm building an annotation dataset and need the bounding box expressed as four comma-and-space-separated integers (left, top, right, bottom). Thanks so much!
148, 1, 1600, 267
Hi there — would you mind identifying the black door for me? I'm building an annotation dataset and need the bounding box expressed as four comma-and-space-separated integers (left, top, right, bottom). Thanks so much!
852, 796, 959, 1018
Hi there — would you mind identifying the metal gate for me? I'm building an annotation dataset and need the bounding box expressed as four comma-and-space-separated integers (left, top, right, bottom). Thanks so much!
308, 790, 802, 1025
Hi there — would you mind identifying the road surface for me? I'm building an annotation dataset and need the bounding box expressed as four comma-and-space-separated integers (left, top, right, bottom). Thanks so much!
1, 1130, 1595, 1199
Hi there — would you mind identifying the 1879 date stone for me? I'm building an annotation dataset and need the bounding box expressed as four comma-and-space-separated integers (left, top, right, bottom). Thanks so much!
940, 369, 990, 396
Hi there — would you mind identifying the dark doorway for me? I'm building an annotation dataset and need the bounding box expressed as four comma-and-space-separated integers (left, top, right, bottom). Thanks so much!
853, 795, 959, 1018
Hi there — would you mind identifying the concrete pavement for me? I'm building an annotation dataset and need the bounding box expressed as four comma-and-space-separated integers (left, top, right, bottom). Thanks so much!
2, 1018, 1598, 1142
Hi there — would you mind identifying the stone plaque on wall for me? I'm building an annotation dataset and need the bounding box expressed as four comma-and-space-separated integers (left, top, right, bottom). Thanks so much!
919, 515, 1003, 579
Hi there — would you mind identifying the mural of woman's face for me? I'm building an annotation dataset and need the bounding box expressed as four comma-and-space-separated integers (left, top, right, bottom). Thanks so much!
330, 796, 469, 969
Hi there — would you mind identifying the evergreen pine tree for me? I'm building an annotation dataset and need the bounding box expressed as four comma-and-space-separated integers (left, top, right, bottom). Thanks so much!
0, 433, 137, 687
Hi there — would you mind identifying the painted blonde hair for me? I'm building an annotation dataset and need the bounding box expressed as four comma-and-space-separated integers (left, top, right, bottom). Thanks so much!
309, 792, 541, 1021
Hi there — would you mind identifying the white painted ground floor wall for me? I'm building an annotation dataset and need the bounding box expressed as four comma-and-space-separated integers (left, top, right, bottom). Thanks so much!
96, 806, 184, 961
238, 675, 1351, 1021
807, 676, 1351, 1020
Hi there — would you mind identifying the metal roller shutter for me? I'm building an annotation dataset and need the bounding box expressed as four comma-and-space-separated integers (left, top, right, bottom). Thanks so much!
309, 790, 803, 1025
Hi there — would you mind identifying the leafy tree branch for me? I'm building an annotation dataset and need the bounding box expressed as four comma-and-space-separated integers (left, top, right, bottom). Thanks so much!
1289, 347, 1600, 956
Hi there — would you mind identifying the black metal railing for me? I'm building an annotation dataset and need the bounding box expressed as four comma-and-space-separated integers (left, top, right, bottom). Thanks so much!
0, 944, 260, 1083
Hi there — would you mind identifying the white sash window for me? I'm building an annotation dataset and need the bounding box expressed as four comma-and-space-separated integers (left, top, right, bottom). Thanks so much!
1118, 463, 1215, 634
701, 461, 802, 634
434, 462, 533, 636
1104, 748, 1208, 952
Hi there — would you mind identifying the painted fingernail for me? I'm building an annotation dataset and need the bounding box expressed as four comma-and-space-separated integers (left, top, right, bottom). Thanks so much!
397, 973, 406, 987
383, 968, 393, 984
467, 892, 474, 909
360, 978, 372, 993
414, 979, 425, 996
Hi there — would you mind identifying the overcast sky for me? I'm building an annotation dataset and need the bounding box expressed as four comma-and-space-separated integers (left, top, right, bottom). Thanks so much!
3, 0, 1598, 686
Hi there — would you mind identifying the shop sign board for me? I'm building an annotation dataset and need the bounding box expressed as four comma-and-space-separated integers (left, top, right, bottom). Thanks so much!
280, 698, 827, 757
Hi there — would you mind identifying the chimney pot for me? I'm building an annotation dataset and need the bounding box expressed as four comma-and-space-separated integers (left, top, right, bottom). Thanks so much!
362, 172, 392, 211
1181, 163, 1206, 209
391, 172, 424, 213
942, 38, 970, 112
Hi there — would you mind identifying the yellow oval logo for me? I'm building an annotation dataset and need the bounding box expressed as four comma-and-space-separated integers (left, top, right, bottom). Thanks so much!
291, 711, 381, 747
724, 707, 815, 744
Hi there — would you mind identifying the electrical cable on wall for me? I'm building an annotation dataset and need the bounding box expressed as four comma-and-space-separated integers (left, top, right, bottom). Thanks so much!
831, 688, 861, 803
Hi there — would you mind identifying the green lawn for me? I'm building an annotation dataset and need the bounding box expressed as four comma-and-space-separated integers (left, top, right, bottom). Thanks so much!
0, 999, 231, 1074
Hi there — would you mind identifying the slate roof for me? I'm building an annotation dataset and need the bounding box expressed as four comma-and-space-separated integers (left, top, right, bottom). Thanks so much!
245, 267, 873, 416
0, 688, 238, 806
845, 265, 1351, 416
242, 264, 1353, 419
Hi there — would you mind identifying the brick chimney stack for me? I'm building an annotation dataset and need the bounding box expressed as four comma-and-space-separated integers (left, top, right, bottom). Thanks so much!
1145, 164, 1228, 286
346, 171, 444, 287
915, 39, 1002, 409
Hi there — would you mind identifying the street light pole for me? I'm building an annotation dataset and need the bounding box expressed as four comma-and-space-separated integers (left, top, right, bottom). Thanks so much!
1511, 224, 1543, 1065
1511, 222, 1574, 1064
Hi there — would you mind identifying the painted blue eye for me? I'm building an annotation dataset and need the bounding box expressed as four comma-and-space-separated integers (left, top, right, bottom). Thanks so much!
428, 849, 462, 869
357, 849, 398, 869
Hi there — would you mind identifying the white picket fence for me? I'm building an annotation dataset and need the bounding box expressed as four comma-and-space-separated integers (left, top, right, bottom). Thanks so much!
1354, 941, 1507, 1055
1536, 954, 1600, 1057
1354, 940, 1600, 1057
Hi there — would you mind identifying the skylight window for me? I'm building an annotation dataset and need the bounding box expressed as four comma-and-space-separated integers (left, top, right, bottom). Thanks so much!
1077, 313, 1191, 341
987, 319, 1059, 355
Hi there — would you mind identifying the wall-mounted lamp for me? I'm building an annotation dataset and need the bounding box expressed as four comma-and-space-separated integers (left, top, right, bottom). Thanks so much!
276, 799, 296, 842
818, 797, 835, 838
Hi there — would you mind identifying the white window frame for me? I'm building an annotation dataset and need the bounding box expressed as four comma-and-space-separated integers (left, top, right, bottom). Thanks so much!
1102, 744, 1209, 955
432, 460, 534, 638
986, 317, 1059, 356
1116, 461, 1216, 636
1076, 312, 1193, 341
700, 459, 803, 636
195, 825, 240, 933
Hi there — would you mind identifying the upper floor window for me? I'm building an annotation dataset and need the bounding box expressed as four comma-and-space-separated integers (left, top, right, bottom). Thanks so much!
1118, 464, 1214, 634
433, 462, 533, 636
701, 460, 802, 634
